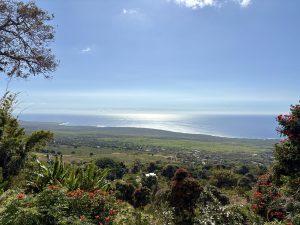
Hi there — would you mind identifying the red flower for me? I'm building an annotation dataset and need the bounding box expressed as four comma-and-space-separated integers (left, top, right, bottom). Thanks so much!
16, 193, 25, 199
80, 215, 85, 221
251, 204, 258, 209
270, 211, 286, 219
47, 185, 58, 190
95, 215, 100, 219
88, 192, 96, 199
254, 191, 262, 198
109, 209, 117, 215
105, 216, 110, 221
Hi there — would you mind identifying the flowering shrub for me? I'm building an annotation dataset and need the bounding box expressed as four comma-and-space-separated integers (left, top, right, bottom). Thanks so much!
0, 187, 127, 225
251, 173, 287, 222
274, 103, 300, 184
194, 204, 249, 225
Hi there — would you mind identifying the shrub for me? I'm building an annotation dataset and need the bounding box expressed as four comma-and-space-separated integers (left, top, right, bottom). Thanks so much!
95, 158, 127, 180
115, 181, 135, 204
161, 165, 178, 180
147, 162, 158, 173
251, 173, 286, 221
131, 160, 142, 174
209, 169, 238, 188
28, 158, 110, 192
0, 187, 126, 225
133, 187, 151, 208
169, 168, 202, 225
141, 173, 158, 191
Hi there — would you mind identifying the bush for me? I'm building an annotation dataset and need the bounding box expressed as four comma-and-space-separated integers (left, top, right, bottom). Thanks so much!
133, 187, 151, 208
141, 173, 158, 191
95, 158, 127, 180
0, 187, 126, 225
115, 181, 135, 204
209, 169, 238, 188
161, 165, 178, 180
147, 162, 158, 173
251, 173, 286, 221
169, 168, 202, 225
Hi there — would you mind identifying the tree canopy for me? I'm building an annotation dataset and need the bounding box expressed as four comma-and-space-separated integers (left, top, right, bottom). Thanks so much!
274, 102, 300, 184
0, 0, 57, 79
0, 92, 53, 181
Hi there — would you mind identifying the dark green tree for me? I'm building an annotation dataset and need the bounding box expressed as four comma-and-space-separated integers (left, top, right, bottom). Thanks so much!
0, 93, 53, 181
161, 164, 178, 180
133, 186, 151, 208
115, 181, 135, 204
95, 158, 127, 180
169, 168, 202, 225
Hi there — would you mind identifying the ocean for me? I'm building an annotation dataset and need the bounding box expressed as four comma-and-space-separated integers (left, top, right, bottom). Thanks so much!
19, 113, 280, 139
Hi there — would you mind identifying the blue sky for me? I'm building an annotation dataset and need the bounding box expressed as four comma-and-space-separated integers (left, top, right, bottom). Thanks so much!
1, 0, 300, 116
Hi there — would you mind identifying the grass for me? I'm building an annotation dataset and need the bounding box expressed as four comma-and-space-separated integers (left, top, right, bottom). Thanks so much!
22, 121, 277, 165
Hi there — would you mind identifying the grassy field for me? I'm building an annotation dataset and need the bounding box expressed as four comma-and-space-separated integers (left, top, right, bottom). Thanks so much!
22, 121, 277, 165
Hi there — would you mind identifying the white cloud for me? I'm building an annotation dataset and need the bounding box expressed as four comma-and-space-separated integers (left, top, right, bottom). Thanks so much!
81, 47, 91, 53
174, 0, 216, 9
171, 0, 252, 9
122, 8, 138, 15
239, 0, 251, 8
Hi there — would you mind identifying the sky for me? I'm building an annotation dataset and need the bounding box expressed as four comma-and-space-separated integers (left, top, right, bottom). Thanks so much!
1, 0, 300, 116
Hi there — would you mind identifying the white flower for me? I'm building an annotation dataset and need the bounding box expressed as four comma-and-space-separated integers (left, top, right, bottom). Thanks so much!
145, 173, 156, 177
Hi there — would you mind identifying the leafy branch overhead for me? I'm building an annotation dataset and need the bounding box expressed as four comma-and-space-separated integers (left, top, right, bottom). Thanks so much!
0, 0, 58, 78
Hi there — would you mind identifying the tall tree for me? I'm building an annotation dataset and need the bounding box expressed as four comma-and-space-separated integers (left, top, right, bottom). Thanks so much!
0, 0, 57, 79
274, 102, 300, 184
0, 92, 53, 181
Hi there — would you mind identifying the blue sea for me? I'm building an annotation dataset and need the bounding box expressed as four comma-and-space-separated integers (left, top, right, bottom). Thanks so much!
19, 113, 280, 139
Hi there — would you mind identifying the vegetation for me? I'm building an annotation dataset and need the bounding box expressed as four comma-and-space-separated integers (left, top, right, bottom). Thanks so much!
1, 1, 299, 224
0, 0, 57, 78
1, 98, 300, 224
0, 92, 294, 225
0, 93, 53, 184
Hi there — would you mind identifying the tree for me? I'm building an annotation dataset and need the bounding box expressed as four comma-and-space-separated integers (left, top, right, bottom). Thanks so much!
0, 0, 57, 79
147, 162, 157, 173
0, 93, 53, 181
161, 164, 178, 180
209, 169, 238, 188
115, 181, 135, 204
274, 102, 300, 185
169, 168, 202, 225
95, 158, 127, 180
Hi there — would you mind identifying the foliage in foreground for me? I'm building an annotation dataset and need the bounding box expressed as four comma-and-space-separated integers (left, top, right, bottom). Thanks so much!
0, 93, 53, 185
27, 156, 110, 192
0, 187, 123, 225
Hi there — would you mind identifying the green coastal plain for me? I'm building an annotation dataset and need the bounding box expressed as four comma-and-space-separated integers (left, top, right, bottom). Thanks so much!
22, 121, 276, 166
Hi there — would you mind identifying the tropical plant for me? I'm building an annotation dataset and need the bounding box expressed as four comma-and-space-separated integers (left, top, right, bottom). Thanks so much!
28, 156, 110, 192
70, 160, 110, 191
27, 155, 68, 192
